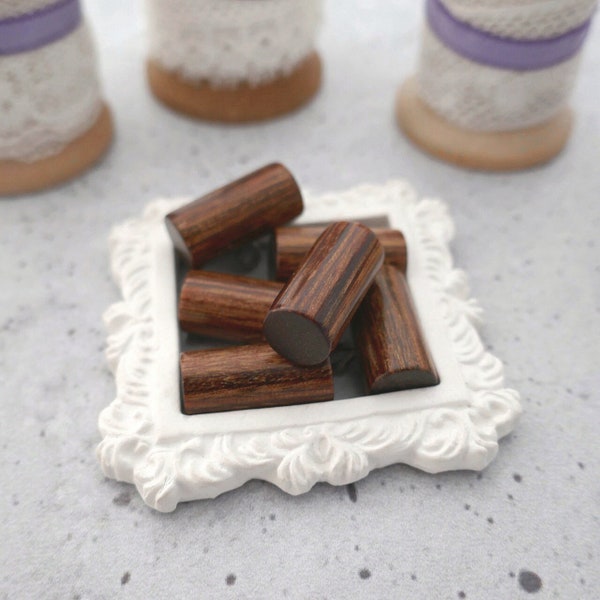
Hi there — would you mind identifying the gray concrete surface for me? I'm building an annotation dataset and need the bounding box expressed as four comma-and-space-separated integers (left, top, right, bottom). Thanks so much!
1, 1, 599, 598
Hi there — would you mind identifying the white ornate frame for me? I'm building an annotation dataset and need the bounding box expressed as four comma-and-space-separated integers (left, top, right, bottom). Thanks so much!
97, 181, 521, 512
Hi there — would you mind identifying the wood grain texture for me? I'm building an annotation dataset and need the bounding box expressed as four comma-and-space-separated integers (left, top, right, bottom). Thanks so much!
0, 104, 113, 196
274, 225, 407, 280
147, 52, 322, 123
165, 163, 303, 267
264, 222, 384, 366
180, 344, 334, 414
179, 270, 282, 342
353, 265, 440, 394
397, 77, 573, 171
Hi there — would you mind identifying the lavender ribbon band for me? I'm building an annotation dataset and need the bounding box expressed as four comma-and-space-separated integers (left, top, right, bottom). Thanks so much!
0, 0, 81, 55
426, 0, 593, 71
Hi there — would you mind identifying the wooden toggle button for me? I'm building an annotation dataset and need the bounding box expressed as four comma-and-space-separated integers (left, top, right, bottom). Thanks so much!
180, 344, 334, 414
165, 163, 303, 267
263, 221, 384, 366
274, 225, 407, 280
353, 265, 440, 394
179, 270, 282, 342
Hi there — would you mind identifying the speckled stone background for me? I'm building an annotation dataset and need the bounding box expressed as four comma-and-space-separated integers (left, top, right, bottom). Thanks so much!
1, 1, 599, 599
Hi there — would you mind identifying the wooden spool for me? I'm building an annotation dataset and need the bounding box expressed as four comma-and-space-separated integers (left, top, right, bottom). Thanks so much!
396, 76, 573, 171
274, 225, 407, 280
147, 52, 322, 123
0, 104, 113, 196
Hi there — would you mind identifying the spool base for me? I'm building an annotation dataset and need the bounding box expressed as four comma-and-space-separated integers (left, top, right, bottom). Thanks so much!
396, 77, 573, 171
0, 104, 113, 196
147, 52, 322, 123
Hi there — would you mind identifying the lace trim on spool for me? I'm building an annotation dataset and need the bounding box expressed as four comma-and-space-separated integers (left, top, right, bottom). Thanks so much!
145, 0, 323, 87
427, 0, 593, 70
0, 0, 81, 55
439, 0, 597, 40
0, 23, 103, 163
417, 0, 597, 132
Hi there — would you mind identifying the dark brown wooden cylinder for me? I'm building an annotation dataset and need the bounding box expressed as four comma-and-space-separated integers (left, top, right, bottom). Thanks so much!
165, 163, 303, 267
179, 271, 283, 342
274, 226, 407, 280
263, 221, 384, 366
180, 344, 334, 414
353, 265, 440, 394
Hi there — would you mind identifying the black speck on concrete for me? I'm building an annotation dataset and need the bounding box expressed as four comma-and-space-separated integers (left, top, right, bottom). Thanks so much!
269, 513, 276, 521
121, 572, 131, 586
464, 504, 470, 511
487, 517, 494, 524
112, 491, 131, 506
346, 483, 358, 503
578, 462, 585, 470
226, 574, 236, 586
518, 570, 542, 593
513, 473, 522, 483
359, 569, 371, 580
458, 592, 466, 599
411, 574, 417, 581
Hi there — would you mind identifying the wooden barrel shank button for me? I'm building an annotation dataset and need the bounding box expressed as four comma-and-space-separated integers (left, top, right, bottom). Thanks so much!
180, 344, 334, 414
179, 270, 283, 342
274, 225, 407, 280
263, 221, 384, 366
354, 265, 440, 394
165, 163, 303, 267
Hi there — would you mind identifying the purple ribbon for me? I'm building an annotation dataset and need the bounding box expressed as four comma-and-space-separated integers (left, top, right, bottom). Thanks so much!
0, 0, 81, 55
426, 0, 593, 71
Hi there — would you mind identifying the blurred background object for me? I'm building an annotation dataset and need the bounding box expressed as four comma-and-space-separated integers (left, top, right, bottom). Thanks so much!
397, 0, 598, 171
0, 0, 113, 195
145, 0, 324, 122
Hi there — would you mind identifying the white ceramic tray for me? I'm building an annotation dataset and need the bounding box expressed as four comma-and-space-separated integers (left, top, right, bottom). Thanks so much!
97, 181, 521, 512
